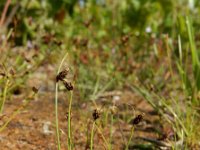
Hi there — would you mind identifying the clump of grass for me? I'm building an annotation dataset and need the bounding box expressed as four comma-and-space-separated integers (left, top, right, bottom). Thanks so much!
0, 29, 15, 114
130, 17, 200, 149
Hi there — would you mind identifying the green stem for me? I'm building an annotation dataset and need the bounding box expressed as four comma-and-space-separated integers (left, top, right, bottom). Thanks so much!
90, 122, 95, 150
55, 52, 68, 150
55, 83, 61, 150
125, 127, 134, 150
109, 114, 113, 150
95, 123, 109, 148
0, 79, 9, 113
68, 91, 73, 150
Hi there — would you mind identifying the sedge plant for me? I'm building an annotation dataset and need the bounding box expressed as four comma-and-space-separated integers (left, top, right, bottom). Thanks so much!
55, 53, 68, 150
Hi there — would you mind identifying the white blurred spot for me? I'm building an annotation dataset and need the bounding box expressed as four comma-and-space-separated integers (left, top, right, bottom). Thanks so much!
145, 26, 152, 33
113, 95, 120, 102
43, 121, 53, 135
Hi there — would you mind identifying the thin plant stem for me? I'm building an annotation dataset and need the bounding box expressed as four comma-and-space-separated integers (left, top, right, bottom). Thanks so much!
90, 122, 95, 150
55, 83, 61, 150
165, 36, 175, 86
95, 123, 109, 148
109, 114, 114, 150
0, 79, 9, 113
55, 53, 68, 150
68, 91, 73, 150
125, 127, 134, 150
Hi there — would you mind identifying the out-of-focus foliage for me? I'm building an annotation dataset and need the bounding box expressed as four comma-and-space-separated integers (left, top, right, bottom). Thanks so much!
47, 0, 78, 16
1, 0, 200, 96
1, 0, 200, 43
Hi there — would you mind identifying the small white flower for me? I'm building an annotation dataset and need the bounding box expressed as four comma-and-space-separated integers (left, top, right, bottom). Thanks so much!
145, 26, 152, 33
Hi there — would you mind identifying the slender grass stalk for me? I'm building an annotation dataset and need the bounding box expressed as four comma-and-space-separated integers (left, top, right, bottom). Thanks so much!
55, 83, 61, 150
0, 79, 9, 113
165, 35, 175, 85
186, 17, 200, 104
177, 35, 192, 95
68, 91, 73, 150
109, 114, 114, 150
90, 122, 95, 150
55, 53, 68, 150
186, 17, 198, 66
95, 123, 109, 148
125, 127, 134, 150
178, 35, 182, 65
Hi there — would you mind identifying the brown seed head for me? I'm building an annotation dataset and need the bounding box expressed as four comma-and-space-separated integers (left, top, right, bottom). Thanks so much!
9, 69, 15, 76
32, 86, 39, 93
63, 81, 73, 91
56, 68, 69, 82
131, 114, 143, 125
121, 35, 129, 44
92, 109, 100, 121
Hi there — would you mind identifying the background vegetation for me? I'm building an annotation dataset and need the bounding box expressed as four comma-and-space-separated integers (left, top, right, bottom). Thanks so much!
0, 0, 200, 149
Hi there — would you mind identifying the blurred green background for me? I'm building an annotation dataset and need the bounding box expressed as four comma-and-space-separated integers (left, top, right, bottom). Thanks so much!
1, 0, 200, 98
1, 1, 200, 148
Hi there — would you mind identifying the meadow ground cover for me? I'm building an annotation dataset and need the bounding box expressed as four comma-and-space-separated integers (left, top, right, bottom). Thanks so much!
0, 0, 200, 149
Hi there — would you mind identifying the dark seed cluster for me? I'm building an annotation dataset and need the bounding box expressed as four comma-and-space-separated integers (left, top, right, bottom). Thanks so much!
92, 109, 100, 121
56, 68, 73, 91
32, 86, 39, 93
56, 68, 69, 82
131, 114, 143, 125
63, 80, 73, 91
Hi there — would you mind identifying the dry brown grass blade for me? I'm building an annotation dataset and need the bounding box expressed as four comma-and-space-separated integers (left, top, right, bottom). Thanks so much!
137, 137, 172, 148
0, 0, 11, 27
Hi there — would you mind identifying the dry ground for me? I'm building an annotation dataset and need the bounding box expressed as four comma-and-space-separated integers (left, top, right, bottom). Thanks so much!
0, 65, 171, 150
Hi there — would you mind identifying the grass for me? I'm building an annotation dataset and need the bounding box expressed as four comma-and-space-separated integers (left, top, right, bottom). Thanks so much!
0, 0, 200, 149
90, 121, 95, 150
67, 91, 73, 150
0, 78, 9, 113
125, 126, 134, 150
54, 52, 68, 150
129, 17, 200, 149
109, 113, 114, 150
